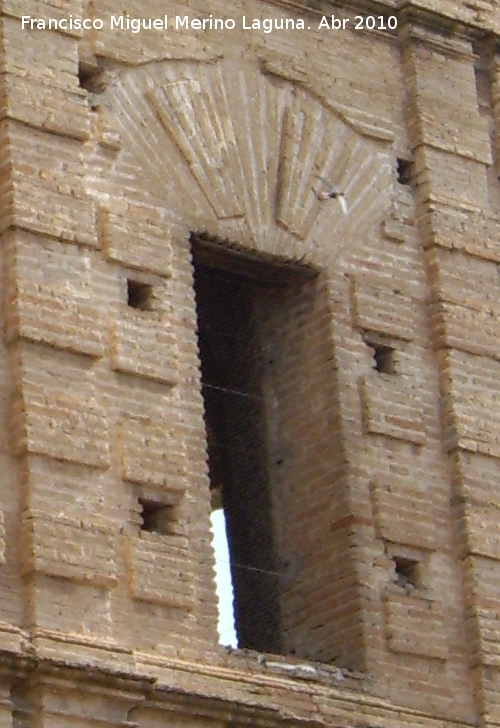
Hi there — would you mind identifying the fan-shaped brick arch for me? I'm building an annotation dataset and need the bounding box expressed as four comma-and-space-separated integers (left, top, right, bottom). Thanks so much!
105, 60, 392, 267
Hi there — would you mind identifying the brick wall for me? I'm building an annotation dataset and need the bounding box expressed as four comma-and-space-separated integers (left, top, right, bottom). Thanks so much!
0, 0, 500, 726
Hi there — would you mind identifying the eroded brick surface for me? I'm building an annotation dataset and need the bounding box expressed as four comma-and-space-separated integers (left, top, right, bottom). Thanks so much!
1, 1, 500, 726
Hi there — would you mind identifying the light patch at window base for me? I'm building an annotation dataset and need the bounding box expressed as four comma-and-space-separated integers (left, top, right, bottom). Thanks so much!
210, 509, 238, 647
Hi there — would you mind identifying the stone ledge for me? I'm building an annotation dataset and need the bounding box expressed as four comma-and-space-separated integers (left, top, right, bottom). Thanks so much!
0, 642, 470, 728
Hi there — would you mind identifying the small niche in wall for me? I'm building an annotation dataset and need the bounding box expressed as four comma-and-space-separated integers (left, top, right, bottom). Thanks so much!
397, 158, 413, 186
364, 337, 397, 374
78, 61, 101, 92
127, 280, 154, 311
78, 62, 92, 90
393, 555, 421, 589
138, 498, 173, 536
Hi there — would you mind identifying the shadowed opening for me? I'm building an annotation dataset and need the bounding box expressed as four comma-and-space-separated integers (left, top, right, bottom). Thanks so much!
364, 338, 396, 374
191, 236, 315, 653
127, 280, 154, 310
397, 158, 413, 186
393, 556, 421, 588
139, 498, 173, 536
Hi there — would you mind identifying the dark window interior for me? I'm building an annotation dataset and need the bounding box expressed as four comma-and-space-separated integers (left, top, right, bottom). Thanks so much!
191, 237, 313, 653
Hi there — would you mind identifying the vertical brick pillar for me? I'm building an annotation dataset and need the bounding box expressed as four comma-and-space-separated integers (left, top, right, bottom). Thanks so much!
11, 672, 146, 728
400, 15, 500, 725
0, 2, 220, 663
0, 4, 117, 649
0, 678, 13, 728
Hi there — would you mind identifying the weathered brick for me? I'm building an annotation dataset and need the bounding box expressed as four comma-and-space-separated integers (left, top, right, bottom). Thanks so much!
125, 534, 193, 609
361, 374, 425, 445
21, 510, 117, 588
0, 1, 496, 724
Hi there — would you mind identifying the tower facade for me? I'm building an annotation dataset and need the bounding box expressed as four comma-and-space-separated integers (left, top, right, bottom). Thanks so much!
0, 0, 499, 726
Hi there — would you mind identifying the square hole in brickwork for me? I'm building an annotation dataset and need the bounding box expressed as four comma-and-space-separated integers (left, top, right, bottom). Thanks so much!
364, 338, 396, 374
139, 498, 173, 536
78, 61, 101, 92
393, 556, 421, 589
127, 280, 154, 311
397, 158, 413, 186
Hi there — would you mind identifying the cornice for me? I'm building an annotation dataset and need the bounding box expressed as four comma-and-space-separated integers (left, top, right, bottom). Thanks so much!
0, 647, 477, 728
265, 0, 499, 41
